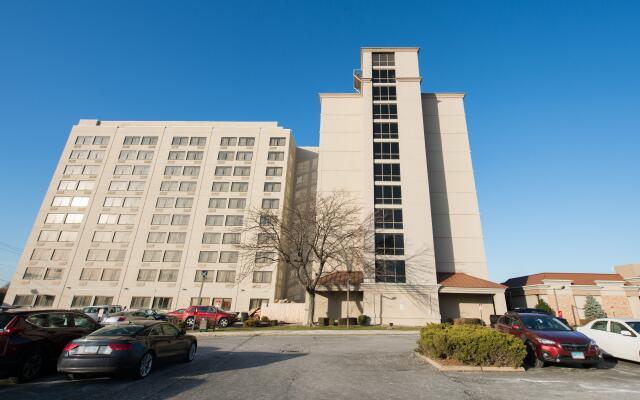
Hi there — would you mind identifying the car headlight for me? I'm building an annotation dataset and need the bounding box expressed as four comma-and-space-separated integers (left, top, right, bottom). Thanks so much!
537, 338, 557, 345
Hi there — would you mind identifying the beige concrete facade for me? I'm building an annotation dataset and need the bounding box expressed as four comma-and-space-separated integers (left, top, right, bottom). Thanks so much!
5, 47, 503, 325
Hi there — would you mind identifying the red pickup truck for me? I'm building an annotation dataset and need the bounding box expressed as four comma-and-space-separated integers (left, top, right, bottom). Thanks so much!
166, 306, 236, 328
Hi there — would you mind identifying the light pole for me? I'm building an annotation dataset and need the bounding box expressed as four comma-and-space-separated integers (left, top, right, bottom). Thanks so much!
197, 271, 208, 306
346, 274, 350, 329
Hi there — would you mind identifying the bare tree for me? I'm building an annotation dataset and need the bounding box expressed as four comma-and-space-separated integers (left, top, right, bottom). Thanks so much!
237, 192, 374, 325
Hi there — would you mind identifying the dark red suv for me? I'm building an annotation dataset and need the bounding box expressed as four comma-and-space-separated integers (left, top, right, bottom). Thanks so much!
166, 306, 236, 328
495, 312, 601, 367
0, 310, 100, 381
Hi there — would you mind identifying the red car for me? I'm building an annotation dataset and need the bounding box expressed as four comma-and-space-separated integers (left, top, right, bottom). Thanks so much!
495, 312, 601, 368
166, 306, 236, 328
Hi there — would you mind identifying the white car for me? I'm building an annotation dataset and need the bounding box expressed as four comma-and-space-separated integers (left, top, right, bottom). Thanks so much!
577, 318, 640, 362
80, 305, 123, 322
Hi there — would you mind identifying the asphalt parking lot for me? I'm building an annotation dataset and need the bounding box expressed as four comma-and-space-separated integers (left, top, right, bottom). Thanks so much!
2, 334, 640, 400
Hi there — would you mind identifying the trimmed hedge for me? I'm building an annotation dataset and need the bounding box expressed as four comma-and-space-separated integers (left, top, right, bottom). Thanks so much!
243, 318, 258, 328
453, 318, 485, 326
418, 323, 527, 368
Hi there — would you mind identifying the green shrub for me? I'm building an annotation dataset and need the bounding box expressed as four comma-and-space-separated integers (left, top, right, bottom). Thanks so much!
260, 315, 270, 323
269, 320, 279, 326
535, 299, 555, 316
357, 315, 370, 326
419, 323, 527, 368
243, 318, 258, 328
453, 318, 485, 326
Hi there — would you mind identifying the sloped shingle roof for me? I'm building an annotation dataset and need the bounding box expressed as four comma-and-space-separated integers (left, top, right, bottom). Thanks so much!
502, 272, 625, 288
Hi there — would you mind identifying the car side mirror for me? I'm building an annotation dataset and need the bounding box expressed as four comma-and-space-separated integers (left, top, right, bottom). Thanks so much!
621, 330, 633, 337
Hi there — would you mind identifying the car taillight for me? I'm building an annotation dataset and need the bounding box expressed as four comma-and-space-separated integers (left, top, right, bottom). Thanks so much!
108, 343, 133, 351
117, 317, 127, 322
63, 343, 80, 352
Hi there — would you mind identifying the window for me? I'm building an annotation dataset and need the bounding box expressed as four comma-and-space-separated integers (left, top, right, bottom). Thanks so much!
75, 136, 93, 145
88, 150, 104, 160
262, 199, 279, 209
118, 214, 136, 225
78, 180, 95, 190
133, 165, 149, 175
148, 232, 168, 243
104, 197, 124, 207
175, 197, 193, 208
375, 209, 403, 229
93, 231, 113, 242
219, 251, 238, 263
168, 151, 185, 160
216, 270, 236, 283
220, 137, 237, 146
190, 137, 206, 146
168, 232, 186, 243
259, 215, 277, 226
158, 269, 178, 282
71, 296, 92, 308
34, 295, 55, 308
238, 137, 255, 146
171, 214, 190, 225
213, 298, 232, 310
194, 270, 214, 282
198, 251, 218, 263
225, 215, 244, 226
372, 52, 395, 66
31, 248, 53, 260
101, 268, 121, 281
269, 137, 286, 146
222, 233, 240, 244
38, 230, 59, 242
215, 166, 232, 176
263, 182, 281, 192
23, 267, 45, 280
44, 268, 63, 280
71, 196, 90, 207
267, 151, 284, 161
69, 150, 89, 159
141, 136, 158, 145
257, 233, 275, 245
266, 167, 282, 176
233, 166, 251, 176
253, 271, 273, 283
58, 180, 78, 190
51, 249, 70, 261
109, 181, 128, 191
255, 252, 274, 264
373, 122, 399, 139
152, 297, 172, 310
375, 260, 406, 283
183, 166, 200, 176
124, 136, 141, 145
137, 151, 154, 160
12, 295, 35, 307
228, 198, 246, 209
611, 322, 633, 335
45, 213, 65, 224
249, 298, 269, 310
373, 86, 397, 101
374, 163, 400, 181
156, 197, 175, 208
151, 214, 171, 225
93, 296, 114, 306
131, 296, 152, 308
236, 151, 253, 161
143, 250, 162, 262
83, 165, 100, 175
591, 321, 608, 331
164, 166, 182, 176
86, 249, 107, 261
375, 233, 405, 255
137, 269, 158, 281
205, 215, 223, 226
172, 137, 189, 145
128, 181, 145, 191
119, 150, 136, 160
159, 181, 178, 192
202, 232, 221, 244
374, 185, 402, 204
59, 231, 78, 242
372, 69, 396, 83
187, 151, 204, 160
63, 165, 84, 175
208, 198, 226, 208
52, 196, 72, 207
163, 251, 182, 262
217, 151, 234, 161
80, 268, 101, 281
212, 182, 230, 192
230, 182, 248, 192
179, 181, 196, 191
107, 250, 126, 262
373, 104, 398, 119
113, 231, 131, 242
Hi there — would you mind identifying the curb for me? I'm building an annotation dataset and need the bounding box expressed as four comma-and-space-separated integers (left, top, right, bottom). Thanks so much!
414, 352, 525, 373
192, 329, 420, 337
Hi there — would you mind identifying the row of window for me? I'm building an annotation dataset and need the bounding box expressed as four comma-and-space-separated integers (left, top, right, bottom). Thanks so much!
58, 180, 95, 190
217, 151, 284, 161
109, 181, 146, 191
75, 135, 286, 148
373, 122, 399, 139
172, 137, 207, 146
374, 164, 401, 182
86, 249, 128, 262
375, 260, 406, 283
168, 151, 203, 160
372, 52, 395, 67
79, 267, 123, 281
373, 142, 400, 159
75, 136, 110, 145
373, 86, 396, 101
118, 150, 154, 160
22, 267, 64, 280
12, 294, 56, 307
63, 165, 100, 175
196, 251, 239, 263
373, 104, 398, 119
194, 269, 272, 284
45, 213, 84, 224
163, 166, 201, 176
374, 209, 404, 229
113, 165, 151, 175
69, 150, 105, 160
374, 233, 404, 255
123, 136, 158, 145
30, 248, 70, 261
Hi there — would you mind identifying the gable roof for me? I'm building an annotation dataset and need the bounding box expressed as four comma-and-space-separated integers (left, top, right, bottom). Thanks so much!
503, 272, 625, 287
317, 271, 364, 286
437, 273, 506, 289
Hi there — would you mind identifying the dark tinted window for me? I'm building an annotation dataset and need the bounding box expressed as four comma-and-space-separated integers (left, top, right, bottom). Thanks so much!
49, 313, 72, 328
149, 325, 164, 336
0, 313, 16, 329
591, 321, 608, 331
627, 321, 640, 333
520, 315, 571, 331
26, 314, 49, 327
89, 325, 145, 336
74, 314, 96, 329
161, 324, 180, 336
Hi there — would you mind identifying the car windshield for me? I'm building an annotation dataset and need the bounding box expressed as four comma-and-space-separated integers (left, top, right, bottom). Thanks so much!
520, 315, 572, 331
0, 313, 15, 329
626, 321, 640, 333
89, 325, 145, 336
82, 307, 100, 313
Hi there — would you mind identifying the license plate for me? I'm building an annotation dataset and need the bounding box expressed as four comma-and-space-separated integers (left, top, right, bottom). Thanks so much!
79, 345, 100, 354
571, 351, 585, 359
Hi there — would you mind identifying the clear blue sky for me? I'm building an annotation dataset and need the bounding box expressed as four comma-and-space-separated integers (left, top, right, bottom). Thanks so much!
0, 1, 638, 284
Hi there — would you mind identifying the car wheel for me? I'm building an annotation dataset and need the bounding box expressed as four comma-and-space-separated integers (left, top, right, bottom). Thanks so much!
185, 317, 195, 329
525, 342, 545, 368
218, 318, 229, 328
18, 349, 46, 382
134, 352, 154, 379
183, 342, 197, 362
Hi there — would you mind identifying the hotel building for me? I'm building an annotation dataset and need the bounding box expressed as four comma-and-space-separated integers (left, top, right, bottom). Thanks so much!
5, 47, 507, 325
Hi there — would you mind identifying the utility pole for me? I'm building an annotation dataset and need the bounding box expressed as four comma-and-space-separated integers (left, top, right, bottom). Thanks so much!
346, 274, 350, 329
197, 271, 208, 305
